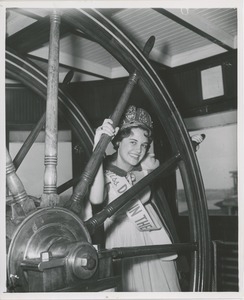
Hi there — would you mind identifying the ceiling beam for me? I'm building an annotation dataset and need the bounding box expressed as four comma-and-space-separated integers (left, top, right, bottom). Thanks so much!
8, 8, 45, 21
97, 8, 125, 18
26, 54, 110, 80
154, 8, 235, 51
6, 12, 94, 54
7, 15, 57, 53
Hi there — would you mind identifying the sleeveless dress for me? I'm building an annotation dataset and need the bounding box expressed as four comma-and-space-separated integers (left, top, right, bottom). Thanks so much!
103, 156, 181, 292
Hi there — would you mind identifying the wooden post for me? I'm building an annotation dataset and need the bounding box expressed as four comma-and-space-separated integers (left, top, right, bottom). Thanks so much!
6, 149, 36, 224
41, 11, 61, 207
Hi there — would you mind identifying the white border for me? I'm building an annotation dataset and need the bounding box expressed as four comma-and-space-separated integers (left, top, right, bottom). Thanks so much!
1, 1, 243, 300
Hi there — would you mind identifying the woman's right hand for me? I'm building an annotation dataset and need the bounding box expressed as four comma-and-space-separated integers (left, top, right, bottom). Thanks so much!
93, 119, 119, 149
140, 153, 159, 172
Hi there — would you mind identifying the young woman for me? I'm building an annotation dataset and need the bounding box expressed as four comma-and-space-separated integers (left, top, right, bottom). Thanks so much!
89, 105, 181, 292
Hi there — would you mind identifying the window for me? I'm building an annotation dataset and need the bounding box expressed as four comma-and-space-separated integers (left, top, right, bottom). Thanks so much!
177, 124, 237, 216
201, 65, 224, 100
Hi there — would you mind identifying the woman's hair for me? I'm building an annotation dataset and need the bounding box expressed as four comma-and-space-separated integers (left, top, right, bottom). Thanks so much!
112, 125, 153, 151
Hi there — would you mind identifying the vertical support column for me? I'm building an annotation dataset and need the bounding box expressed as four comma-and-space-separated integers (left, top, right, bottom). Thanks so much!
41, 11, 61, 207
6, 149, 36, 224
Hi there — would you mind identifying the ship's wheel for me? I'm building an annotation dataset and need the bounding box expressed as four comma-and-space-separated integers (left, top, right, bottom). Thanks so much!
6, 8, 211, 292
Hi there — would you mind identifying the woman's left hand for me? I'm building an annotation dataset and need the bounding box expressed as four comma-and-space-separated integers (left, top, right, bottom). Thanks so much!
140, 153, 159, 171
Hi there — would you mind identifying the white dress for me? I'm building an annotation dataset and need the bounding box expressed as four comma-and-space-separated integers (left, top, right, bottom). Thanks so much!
103, 160, 181, 292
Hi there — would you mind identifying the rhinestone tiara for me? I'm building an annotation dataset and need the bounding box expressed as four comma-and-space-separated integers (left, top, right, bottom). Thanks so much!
120, 105, 153, 130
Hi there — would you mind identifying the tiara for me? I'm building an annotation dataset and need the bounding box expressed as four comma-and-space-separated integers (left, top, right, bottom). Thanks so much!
120, 105, 153, 130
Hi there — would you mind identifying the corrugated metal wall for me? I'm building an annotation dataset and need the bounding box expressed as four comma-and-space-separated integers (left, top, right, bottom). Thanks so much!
213, 241, 238, 291
6, 86, 45, 126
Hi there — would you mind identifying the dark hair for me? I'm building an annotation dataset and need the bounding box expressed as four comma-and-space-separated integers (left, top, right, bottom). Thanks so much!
112, 125, 153, 151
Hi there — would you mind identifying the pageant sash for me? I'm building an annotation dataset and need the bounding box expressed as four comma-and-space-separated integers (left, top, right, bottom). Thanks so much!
105, 170, 161, 231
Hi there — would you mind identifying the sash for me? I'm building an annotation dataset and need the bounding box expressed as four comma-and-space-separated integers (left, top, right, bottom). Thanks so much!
105, 170, 161, 232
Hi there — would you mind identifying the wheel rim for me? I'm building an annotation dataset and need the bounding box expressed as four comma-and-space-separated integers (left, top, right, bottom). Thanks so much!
6, 8, 211, 292
62, 8, 211, 292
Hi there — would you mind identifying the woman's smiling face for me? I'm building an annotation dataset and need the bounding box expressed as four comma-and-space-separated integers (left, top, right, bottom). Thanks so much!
116, 127, 149, 171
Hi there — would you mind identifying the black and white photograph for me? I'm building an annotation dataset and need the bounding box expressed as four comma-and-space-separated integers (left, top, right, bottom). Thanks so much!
0, 1, 243, 299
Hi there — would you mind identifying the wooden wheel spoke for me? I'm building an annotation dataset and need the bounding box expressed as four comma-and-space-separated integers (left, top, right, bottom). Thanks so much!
58, 153, 181, 196
101, 242, 197, 259
13, 113, 45, 170
65, 36, 155, 214
57, 177, 79, 194
85, 153, 181, 235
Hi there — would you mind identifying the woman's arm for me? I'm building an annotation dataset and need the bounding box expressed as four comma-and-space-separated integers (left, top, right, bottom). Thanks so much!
89, 119, 118, 205
139, 153, 160, 205
89, 163, 105, 205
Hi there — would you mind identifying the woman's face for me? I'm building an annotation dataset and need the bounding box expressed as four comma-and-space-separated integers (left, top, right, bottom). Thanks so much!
116, 127, 149, 171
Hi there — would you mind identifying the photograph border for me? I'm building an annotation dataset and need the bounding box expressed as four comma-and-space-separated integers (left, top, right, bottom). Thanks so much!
0, 1, 243, 299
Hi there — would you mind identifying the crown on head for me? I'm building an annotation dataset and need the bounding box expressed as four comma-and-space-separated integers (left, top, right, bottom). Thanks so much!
120, 105, 153, 131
